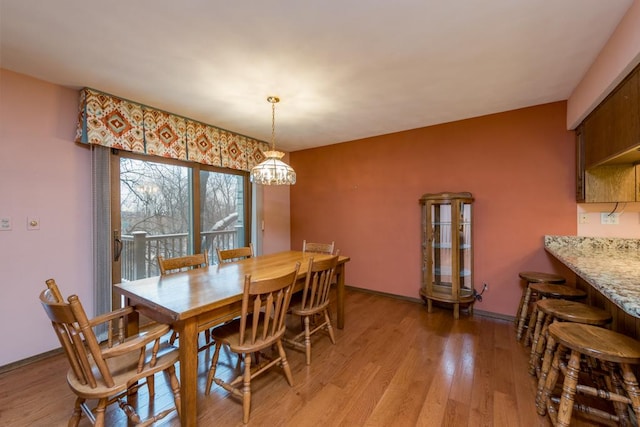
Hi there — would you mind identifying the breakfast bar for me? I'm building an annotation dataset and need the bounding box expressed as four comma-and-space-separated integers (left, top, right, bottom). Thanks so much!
544, 235, 640, 337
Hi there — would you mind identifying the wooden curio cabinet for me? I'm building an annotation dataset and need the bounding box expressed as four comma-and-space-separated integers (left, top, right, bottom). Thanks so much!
419, 192, 475, 319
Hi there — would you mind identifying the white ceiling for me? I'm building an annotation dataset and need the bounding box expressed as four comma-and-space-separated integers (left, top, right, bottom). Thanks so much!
0, 0, 633, 151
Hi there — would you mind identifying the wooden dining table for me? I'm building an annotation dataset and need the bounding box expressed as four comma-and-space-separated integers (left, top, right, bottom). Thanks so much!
114, 250, 350, 427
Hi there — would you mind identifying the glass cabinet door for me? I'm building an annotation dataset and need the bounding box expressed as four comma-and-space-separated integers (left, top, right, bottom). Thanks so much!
459, 200, 473, 299
431, 202, 452, 294
420, 192, 474, 319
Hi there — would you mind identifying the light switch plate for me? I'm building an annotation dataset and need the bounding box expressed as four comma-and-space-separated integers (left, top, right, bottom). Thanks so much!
0, 217, 11, 231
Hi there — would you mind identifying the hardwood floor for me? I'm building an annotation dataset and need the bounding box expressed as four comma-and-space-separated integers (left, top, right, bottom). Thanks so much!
0, 289, 613, 426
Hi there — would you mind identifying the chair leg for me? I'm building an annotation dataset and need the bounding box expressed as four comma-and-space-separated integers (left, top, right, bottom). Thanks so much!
621, 362, 640, 419
555, 350, 581, 427
304, 316, 312, 365
523, 304, 539, 347
169, 330, 178, 345
541, 343, 563, 418
94, 398, 108, 427
601, 361, 632, 425
147, 374, 155, 397
324, 309, 336, 345
69, 397, 84, 427
516, 285, 532, 341
529, 314, 552, 376
242, 353, 252, 424
205, 343, 223, 395
167, 364, 181, 418
276, 339, 294, 386
515, 283, 526, 324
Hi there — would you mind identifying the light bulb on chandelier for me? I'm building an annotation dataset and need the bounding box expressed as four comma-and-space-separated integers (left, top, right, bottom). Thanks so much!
249, 96, 296, 186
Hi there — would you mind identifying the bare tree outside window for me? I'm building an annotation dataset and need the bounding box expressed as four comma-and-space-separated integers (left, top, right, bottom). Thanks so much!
120, 159, 190, 235
119, 158, 246, 280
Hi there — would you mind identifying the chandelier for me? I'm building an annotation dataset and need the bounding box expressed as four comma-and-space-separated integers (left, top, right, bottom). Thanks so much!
250, 96, 296, 186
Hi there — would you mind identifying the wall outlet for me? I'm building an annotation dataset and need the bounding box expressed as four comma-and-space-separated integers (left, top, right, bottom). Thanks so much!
600, 212, 620, 225
579, 213, 589, 224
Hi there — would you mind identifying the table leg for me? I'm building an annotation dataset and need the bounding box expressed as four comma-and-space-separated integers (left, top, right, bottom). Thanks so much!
178, 319, 198, 427
336, 263, 345, 329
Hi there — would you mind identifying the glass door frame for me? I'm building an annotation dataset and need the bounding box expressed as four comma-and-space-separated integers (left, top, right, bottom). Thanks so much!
110, 150, 252, 309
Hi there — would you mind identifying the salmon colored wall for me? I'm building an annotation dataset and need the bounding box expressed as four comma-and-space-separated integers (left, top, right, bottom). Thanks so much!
0, 69, 92, 365
290, 102, 576, 317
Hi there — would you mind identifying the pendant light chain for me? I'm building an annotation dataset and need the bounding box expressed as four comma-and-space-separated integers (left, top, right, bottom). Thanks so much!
268, 96, 279, 151
249, 95, 295, 185
271, 99, 276, 151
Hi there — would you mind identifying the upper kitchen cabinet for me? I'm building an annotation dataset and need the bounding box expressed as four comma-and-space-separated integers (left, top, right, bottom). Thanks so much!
583, 64, 640, 168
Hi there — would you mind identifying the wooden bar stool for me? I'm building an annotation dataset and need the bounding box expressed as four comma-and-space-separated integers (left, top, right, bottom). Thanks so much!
537, 322, 640, 426
528, 299, 611, 377
522, 283, 586, 346
523, 284, 586, 346
516, 271, 566, 341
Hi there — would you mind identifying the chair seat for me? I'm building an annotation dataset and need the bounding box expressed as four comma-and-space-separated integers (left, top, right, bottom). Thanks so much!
549, 322, 640, 364
536, 299, 611, 325
518, 271, 566, 284
289, 300, 331, 317
69, 341, 179, 399
529, 283, 586, 300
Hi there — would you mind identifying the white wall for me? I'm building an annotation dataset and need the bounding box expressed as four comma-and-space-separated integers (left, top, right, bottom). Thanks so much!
0, 69, 93, 365
578, 202, 640, 238
567, 0, 640, 128
261, 160, 292, 255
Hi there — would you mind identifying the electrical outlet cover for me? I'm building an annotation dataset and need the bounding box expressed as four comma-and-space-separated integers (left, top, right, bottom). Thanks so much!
600, 212, 620, 225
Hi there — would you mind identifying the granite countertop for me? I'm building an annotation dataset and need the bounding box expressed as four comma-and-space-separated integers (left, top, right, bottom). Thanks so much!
544, 235, 640, 318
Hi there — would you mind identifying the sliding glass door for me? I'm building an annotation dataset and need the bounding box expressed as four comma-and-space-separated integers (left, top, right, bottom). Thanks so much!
111, 151, 251, 291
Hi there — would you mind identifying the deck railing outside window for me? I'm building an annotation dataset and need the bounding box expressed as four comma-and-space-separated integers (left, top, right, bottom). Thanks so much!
121, 229, 240, 280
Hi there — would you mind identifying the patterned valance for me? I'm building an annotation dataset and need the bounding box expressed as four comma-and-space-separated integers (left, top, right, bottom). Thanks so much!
75, 88, 269, 171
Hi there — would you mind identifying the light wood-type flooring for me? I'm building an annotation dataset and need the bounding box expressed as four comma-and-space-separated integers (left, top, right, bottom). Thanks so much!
0, 289, 615, 426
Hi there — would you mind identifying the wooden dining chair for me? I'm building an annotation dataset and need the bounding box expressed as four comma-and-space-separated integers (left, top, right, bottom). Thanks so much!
157, 249, 209, 275
205, 263, 300, 424
285, 253, 339, 365
302, 240, 335, 255
39, 279, 181, 427
216, 243, 254, 264
158, 250, 210, 348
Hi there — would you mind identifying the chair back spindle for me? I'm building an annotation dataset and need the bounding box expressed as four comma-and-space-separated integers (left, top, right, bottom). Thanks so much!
300, 253, 339, 312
